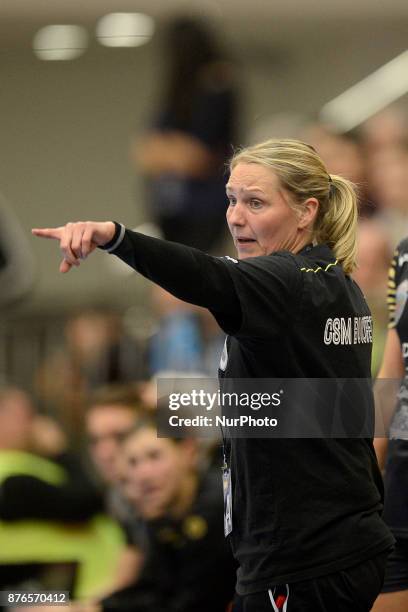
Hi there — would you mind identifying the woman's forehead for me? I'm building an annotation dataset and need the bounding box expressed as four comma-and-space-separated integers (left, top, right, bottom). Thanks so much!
227, 163, 279, 192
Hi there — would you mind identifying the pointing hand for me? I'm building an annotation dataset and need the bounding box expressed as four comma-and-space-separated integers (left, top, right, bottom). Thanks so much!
32, 221, 116, 273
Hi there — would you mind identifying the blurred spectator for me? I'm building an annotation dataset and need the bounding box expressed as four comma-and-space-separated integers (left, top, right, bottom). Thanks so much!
98, 419, 235, 612
85, 385, 144, 519
300, 124, 366, 185
85, 385, 148, 593
353, 221, 392, 376
372, 233, 408, 611
358, 105, 408, 246
36, 309, 145, 443
0, 385, 102, 522
360, 105, 408, 154
148, 286, 204, 375
0, 386, 35, 452
354, 221, 392, 294
146, 286, 226, 378
138, 376, 222, 473
366, 145, 408, 245
134, 16, 237, 252
300, 123, 373, 216
0, 386, 123, 598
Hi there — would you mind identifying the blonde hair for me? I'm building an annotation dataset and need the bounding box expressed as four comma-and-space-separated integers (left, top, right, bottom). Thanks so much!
230, 139, 358, 274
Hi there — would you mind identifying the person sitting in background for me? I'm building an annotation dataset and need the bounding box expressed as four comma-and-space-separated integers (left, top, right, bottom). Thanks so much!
97, 419, 236, 612
134, 16, 237, 252
85, 385, 148, 593
0, 385, 102, 523
85, 385, 146, 518
0, 386, 124, 599
35, 309, 146, 445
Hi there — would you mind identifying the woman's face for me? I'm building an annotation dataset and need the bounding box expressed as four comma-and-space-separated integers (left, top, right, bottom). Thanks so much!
226, 163, 301, 260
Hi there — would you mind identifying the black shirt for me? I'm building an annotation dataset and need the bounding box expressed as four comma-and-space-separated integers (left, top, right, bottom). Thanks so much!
101, 471, 236, 612
102, 226, 394, 594
213, 244, 393, 593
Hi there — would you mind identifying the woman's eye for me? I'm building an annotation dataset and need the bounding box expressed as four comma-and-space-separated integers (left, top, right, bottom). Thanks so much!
227, 197, 236, 206
250, 199, 263, 209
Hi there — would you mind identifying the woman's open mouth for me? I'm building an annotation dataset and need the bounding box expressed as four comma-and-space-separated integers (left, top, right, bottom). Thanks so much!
236, 238, 256, 245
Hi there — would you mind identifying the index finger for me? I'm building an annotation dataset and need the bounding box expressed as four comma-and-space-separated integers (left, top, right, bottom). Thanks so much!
32, 227, 63, 240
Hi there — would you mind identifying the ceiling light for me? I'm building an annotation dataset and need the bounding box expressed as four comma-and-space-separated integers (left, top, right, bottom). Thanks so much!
320, 50, 408, 132
33, 25, 88, 61
96, 13, 155, 48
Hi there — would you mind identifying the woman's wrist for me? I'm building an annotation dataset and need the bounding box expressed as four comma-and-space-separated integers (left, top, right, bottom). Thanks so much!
98, 222, 125, 251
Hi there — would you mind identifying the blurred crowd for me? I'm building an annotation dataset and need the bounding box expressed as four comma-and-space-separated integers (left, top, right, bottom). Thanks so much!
298, 109, 408, 375
2, 13, 408, 612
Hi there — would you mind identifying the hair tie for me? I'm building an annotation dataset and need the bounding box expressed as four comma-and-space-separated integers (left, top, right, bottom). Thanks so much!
328, 176, 334, 198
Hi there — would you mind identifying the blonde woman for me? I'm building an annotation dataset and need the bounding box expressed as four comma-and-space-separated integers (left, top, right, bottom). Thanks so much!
33, 139, 394, 611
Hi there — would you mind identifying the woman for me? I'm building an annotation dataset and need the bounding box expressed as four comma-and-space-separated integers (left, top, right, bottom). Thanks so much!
371, 240, 408, 612
33, 139, 394, 611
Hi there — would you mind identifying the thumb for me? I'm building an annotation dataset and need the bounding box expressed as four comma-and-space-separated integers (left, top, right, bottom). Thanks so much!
59, 259, 73, 274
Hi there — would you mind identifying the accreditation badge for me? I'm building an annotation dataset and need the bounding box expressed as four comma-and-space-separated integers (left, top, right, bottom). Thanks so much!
223, 466, 233, 536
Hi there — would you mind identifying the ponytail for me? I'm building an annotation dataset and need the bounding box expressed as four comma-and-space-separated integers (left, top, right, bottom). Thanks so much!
314, 175, 358, 274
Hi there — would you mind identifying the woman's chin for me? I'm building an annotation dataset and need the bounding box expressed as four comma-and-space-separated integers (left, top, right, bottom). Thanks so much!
236, 245, 262, 260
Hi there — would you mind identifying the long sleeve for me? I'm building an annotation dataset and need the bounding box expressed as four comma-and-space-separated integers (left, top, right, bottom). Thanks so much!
101, 224, 242, 332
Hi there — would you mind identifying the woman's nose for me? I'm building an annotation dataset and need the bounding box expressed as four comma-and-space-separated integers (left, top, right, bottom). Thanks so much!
227, 202, 246, 226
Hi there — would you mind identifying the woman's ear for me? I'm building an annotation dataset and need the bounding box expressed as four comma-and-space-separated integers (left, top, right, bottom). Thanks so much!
298, 198, 319, 230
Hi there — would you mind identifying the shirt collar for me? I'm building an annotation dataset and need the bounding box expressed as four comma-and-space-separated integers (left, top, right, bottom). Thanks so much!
298, 243, 335, 261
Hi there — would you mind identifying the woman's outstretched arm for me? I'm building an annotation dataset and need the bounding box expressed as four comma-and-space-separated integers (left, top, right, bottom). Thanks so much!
32, 221, 241, 329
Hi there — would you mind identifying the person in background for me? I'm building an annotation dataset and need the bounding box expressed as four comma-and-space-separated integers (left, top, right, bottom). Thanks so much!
353, 220, 392, 376
85, 385, 147, 592
148, 285, 204, 375
36, 310, 145, 445
360, 106, 408, 155
372, 237, 408, 612
359, 106, 408, 247
134, 16, 237, 252
98, 419, 235, 612
366, 145, 408, 246
0, 385, 102, 523
0, 386, 127, 598
86, 385, 143, 516
299, 123, 373, 217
